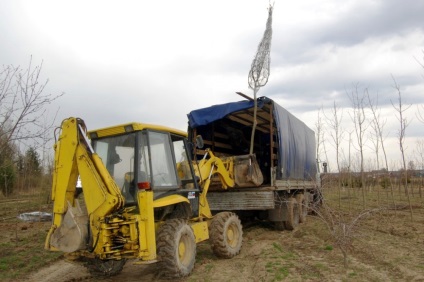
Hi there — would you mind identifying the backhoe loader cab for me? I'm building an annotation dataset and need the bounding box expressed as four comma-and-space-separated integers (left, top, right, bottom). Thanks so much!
89, 124, 199, 211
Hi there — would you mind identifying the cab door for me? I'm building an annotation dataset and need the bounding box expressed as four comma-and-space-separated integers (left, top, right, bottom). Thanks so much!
143, 131, 180, 190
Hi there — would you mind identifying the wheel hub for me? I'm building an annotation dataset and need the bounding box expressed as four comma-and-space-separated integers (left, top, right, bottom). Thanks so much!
179, 240, 186, 259
227, 224, 239, 247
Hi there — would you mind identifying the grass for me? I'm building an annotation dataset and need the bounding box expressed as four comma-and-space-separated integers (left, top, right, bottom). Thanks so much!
321, 177, 424, 213
260, 242, 298, 281
0, 224, 62, 280
324, 245, 334, 251
0, 192, 51, 220
265, 262, 289, 281
348, 271, 357, 277
272, 242, 284, 252
314, 262, 328, 270
204, 263, 214, 273
0, 192, 62, 280
1, 181, 424, 281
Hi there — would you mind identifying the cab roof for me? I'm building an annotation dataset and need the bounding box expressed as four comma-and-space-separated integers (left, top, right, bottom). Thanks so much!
88, 122, 187, 139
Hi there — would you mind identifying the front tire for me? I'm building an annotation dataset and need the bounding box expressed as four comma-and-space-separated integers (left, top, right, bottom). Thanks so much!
209, 212, 243, 258
157, 218, 196, 278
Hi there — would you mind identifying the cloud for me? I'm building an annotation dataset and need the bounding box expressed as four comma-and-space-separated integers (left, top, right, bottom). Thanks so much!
1, 0, 424, 168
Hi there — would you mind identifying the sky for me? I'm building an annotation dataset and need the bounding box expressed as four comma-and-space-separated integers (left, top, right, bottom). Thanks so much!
1, 0, 424, 171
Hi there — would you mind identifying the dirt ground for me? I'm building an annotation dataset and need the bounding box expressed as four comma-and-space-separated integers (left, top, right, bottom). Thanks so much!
18, 205, 424, 282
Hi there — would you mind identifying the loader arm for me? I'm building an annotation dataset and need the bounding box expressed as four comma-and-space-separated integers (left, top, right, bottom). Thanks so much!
193, 148, 264, 218
45, 117, 125, 252
194, 149, 236, 218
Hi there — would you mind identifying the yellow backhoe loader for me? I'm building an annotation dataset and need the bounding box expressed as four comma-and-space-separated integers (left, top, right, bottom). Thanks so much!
45, 117, 262, 277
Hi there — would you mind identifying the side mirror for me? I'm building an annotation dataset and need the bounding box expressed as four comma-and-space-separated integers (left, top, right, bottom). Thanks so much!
196, 135, 204, 149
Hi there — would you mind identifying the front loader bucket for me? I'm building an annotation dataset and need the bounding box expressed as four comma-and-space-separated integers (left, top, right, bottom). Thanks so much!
50, 201, 88, 253
233, 154, 264, 187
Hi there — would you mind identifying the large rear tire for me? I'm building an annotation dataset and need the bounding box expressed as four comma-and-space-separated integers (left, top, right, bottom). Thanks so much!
157, 218, 196, 278
284, 197, 299, 230
209, 212, 243, 258
85, 258, 126, 277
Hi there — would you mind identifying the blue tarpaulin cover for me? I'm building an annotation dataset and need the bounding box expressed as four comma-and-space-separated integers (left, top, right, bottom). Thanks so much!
272, 102, 317, 180
187, 97, 268, 128
187, 97, 317, 181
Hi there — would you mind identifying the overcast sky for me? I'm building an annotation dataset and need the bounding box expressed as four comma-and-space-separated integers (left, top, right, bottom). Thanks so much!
2, 0, 424, 171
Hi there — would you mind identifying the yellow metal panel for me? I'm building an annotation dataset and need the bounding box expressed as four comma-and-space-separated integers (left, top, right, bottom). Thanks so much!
51, 118, 79, 213
46, 118, 80, 250
152, 194, 189, 208
190, 221, 209, 243
88, 122, 187, 138
137, 191, 156, 261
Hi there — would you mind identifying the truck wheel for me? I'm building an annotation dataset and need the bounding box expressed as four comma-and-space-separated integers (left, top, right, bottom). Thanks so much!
284, 197, 299, 230
157, 218, 196, 278
85, 258, 126, 277
296, 194, 308, 223
209, 212, 243, 258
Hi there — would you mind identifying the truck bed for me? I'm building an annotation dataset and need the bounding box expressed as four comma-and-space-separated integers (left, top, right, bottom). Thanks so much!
207, 177, 316, 211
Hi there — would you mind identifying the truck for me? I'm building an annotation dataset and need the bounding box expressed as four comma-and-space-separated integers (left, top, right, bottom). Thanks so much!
45, 117, 255, 278
187, 95, 320, 230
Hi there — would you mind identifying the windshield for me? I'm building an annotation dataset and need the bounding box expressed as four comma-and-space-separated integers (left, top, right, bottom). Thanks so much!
142, 131, 179, 189
91, 130, 195, 202
92, 132, 136, 189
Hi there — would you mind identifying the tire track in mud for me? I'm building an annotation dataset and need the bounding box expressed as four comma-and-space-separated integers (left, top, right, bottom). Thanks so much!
26, 260, 91, 282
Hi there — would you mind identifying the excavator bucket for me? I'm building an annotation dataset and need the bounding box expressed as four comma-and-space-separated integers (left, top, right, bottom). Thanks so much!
50, 201, 89, 253
233, 154, 263, 187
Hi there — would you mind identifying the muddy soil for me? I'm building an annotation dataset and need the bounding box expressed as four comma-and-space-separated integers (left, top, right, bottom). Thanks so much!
24, 207, 424, 282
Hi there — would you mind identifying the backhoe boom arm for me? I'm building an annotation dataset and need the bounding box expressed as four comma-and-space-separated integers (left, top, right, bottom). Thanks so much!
45, 117, 125, 252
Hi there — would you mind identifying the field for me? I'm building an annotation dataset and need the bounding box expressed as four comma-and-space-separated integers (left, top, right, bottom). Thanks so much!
1, 183, 424, 282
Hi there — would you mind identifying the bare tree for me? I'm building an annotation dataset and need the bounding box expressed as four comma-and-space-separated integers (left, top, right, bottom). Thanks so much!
248, 4, 273, 155
323, 101, 344, 207
413, 49, 424, 77
315, 107, 326, 190
347, 130, 354, 204
0, 57, 63, 155
348, 84, 369, 208
414, 139, 424, 199
366, 90, 395, 207
366, 92, 381, 171
315, 107, 325, 172
415, 50, 424, 123
391, 76, 413, 220
417, 105, 424, 124
317, 107, 331, 173
310, 189, 385, 268
324, 101, 345, 173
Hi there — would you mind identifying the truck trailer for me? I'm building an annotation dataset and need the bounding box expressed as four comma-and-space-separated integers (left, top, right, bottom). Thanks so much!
187, 96, 321, 230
